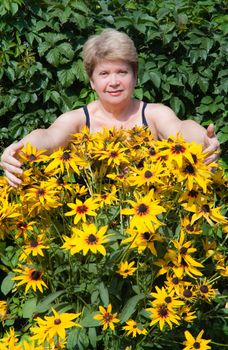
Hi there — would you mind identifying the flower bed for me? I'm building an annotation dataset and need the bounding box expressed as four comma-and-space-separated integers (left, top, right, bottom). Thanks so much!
0, 127, 227, 349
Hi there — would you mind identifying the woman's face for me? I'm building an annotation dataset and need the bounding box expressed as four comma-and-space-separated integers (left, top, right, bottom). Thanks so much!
90, 60, 136, 106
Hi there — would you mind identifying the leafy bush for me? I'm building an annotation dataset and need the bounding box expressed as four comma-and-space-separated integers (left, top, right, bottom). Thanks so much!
0, 0, 227, 167
0, 127, 227, 349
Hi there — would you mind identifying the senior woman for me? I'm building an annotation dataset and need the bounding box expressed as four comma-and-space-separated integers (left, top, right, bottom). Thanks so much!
0, 28, 220, 187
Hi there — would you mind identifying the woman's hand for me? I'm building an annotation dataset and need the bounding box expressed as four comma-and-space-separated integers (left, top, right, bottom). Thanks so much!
203, 124, 221, 164
0, 141, 24, 187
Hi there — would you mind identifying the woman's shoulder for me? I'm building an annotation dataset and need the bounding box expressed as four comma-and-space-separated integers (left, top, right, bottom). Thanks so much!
145, 102, 176, 117
49, 106, 88, 133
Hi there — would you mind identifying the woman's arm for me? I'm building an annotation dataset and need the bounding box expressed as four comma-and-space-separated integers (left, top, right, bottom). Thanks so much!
0, 109, 85, 187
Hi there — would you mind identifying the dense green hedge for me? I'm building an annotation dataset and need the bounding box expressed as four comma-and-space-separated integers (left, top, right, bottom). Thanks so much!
0, 0, 227, 166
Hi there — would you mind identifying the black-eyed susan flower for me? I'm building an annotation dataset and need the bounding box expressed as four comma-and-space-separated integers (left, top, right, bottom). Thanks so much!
18, 143, 48, 164
65, 197, 99, 224
12, 265, 47, 293
180, 216, 202, 235
176, 156, 211, 193
24, 181, 62, 213
117, 261, 137, 278
31, 308, 81, 344
150, 286, 184, 309
62, 223, 109, 256
19, 233, 49, 261
95, 142, 129, 167
179, 305, 197, 323
0, 196, 20, 239
94, 304, 120, 331
127, 161, 165, 188
122, 319, 147, 337
94, 185, 118, 206
183, 329, 211, 350
12, 218, 36, 240
45, 148, 87, 175
146, 302, 180, 331
121, 190, 165, 231
0, 328, 19, 349
122, 225, 162, 255
182, 200, 227, 226
196, 278, 217, 302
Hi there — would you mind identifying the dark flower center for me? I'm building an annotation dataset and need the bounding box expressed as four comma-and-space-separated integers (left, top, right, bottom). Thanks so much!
183, 289, 192, 298
61, 151, 71, 161
193, 342, 200, 349
144, 170, 153, 179
201, 204, 210, 213
149, 147, 156, 156
87, 234, 98, 244
104, 313, 113, 322
28, 154, 37, 161
17, 222, 28, 230
200, 285, 209, 293
31, 270, 41, 280
37, 189, 45, 196
180, 246, 188, 255
172, 144, 186, 154
30, 239, 38, 248
142, 231, 151, 241
186, 224, 194, 232
188, 190, 198, 198
172, 277, 179, 285
137, 203, 149, 215
158, 305, 168, 317
165, 296, 172, 304
76, 205, 88, 214
184, 164, 195, 174
54, 318, 61, 325
101, 194, 107, 200
110, 151, 118, 158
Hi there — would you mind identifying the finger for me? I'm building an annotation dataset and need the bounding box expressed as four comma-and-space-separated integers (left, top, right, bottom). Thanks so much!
2, 162, 23, 175
1, 155, 22, 168
4, 170, 22, 187
206, 124, 215, 138
204, 154, 220, 165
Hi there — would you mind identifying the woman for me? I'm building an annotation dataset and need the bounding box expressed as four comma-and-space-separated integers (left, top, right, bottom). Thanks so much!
0, 29, 220, 187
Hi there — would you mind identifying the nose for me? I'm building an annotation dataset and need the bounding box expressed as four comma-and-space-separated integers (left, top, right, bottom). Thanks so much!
109, 74, 119, 86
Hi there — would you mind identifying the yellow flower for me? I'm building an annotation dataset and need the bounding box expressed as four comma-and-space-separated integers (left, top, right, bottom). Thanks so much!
94, 304, 120, 331
146, 303, 180, 331
18, 143, 48, 164
121, 190, 165, 230
0, 300, 7, 321
183, 329, 211, 350
31, 308, 81, 343
150, 286, 184, 309
95, 141, 129, 166
179, 305, 197, 323
127, 161, 165, 187
94, 185, 119, 206
196, 278, 217, 302
117, 261, 137, 278
19, 233, 49, 261
45, 148, 87, 175
65, 197, 99, 224
12, 265, 47, 293
122, 319, 147, 337
62, 223, 109, 256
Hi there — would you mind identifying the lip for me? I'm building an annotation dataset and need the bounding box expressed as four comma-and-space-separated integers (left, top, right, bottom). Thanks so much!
106, 90, 124, 95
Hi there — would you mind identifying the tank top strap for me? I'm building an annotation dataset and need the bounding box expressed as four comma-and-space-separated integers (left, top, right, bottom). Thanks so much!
83, 105, 90, 129
142, 101, 148, 127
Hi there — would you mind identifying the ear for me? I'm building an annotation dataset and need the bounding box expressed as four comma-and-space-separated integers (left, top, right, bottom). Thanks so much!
90, 79, 95, 90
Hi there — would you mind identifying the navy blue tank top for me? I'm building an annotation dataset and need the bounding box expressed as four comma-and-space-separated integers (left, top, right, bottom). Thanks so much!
83, 101, 148, 130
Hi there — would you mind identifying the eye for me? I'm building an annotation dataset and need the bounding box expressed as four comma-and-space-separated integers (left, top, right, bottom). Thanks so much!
99, 71, 108, 76
118, 70, 128, 75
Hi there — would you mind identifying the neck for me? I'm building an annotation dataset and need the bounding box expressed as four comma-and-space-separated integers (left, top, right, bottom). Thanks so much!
98, 98, 137, 121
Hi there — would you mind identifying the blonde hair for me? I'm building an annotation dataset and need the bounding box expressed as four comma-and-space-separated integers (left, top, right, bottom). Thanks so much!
83, 28, 138, 78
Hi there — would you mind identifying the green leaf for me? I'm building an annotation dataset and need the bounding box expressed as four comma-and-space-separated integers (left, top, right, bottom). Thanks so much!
149, 71, 161, 89
22, 298, 37, 318
36, 291, 65, 313
99, 281, 109, 306
88, 327, 97, 348
1, 272, 15, 295
81, 312, 100, 327
57, 68, 75, 87
119, 293, 145, 323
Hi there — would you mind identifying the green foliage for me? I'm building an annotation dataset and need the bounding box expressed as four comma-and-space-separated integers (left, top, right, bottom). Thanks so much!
0, 0, 227, 162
